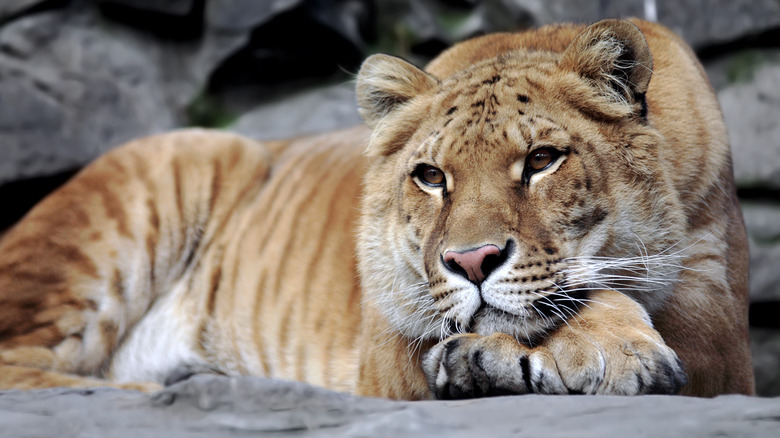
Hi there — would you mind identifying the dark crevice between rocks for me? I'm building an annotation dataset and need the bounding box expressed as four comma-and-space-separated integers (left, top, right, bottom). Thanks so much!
0, 168, 80, 232
208, 6, 365, 94
411, 37, 450, 60
97, 0, 206, 41
750, 301, 780, 329
737, 187, 780, 204
0, 0, 71, 27
202, 4, 369, 115
697, 26, 780, 62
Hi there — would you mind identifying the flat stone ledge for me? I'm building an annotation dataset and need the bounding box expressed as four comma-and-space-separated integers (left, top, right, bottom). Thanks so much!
0, 375, 778, 438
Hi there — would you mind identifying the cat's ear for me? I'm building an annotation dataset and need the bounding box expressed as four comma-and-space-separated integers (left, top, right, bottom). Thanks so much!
356, 54, 438, 129
561, 19, 653, 111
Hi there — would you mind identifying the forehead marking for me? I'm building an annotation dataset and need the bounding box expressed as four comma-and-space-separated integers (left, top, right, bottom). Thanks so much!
417, 131, 441, 160
482, 74, 501, 85
526, 77, 542, 90
435, 69, 563, 158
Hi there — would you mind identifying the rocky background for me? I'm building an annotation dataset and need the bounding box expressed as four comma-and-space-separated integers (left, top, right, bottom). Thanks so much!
0, 0, 778, 431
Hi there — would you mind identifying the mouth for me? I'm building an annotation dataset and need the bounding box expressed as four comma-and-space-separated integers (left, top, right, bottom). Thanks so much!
436, 272, 586, 343
473, 301, 516, 321
454, 301, 561, 344
472, 302, 525, 325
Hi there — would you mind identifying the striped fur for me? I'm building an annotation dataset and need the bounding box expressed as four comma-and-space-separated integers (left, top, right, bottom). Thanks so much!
0, 19, 752, 398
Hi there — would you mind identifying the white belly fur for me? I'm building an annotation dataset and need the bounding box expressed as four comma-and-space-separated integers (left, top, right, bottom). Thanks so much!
107, 279, 206, 384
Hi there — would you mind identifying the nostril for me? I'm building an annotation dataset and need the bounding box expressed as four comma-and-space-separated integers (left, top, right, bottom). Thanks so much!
480, 253, 502, 279
442, 243, 507, 284
481, 240, 512, 279
444, 257, 469, 278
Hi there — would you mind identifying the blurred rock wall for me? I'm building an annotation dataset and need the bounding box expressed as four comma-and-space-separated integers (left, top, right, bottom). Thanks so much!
0, 0, 778, 395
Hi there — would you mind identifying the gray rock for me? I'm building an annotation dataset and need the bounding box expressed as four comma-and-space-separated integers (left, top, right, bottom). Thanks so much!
0, 5, 248, 185
521, 0, 645, 28
228, 82, 362, 141
375, 0, 780, 65
752, 328, 780, 397
748, 237, 780, 302
504, 0, 780, 49
0, 375, 778, 437
206, 0, 370, 59
743, 203, 780, 303
719, 63, 780, 189
702, 49, 780, 91
742, 202, 780, 304
0, 10, 176, 185
743, 202, 780, 243
655, 0, 780, 49
206, 0, 302, 31
96, 0, 196, 16
0, 0, 46, 21
153, 29, 247, 112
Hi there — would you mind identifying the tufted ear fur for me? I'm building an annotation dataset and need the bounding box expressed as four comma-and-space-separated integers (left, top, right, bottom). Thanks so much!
561, 19, 653, 115
356, 54, 439, 128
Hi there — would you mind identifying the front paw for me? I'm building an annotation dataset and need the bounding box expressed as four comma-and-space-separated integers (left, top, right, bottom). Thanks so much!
542, 291, 687, 395
421, 333, 566, 399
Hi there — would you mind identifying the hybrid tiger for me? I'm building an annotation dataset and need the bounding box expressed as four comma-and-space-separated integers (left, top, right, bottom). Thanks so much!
0, 19, 753, 398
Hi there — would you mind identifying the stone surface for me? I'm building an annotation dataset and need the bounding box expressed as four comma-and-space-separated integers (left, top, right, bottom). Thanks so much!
719, 62, 780, 309
206, 0, 302, 31
0, 376, 779, 437
0, 9, 176, 185
743, 202, 780, 245
395, 0, 780, 51
500, 0, 780, 49
228, 82, 361, 141
743, 201, 780, 304
747, 238, 780, 303
655, 0, 780, 49
96, 0, 196, 16
719, 63, 780, 189
752, 329, 780, 397
0, 4, 247, 185
0, 0, 46, 22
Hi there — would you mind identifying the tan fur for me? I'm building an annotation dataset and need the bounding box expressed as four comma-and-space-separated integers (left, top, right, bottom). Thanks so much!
0, 19, 752, 398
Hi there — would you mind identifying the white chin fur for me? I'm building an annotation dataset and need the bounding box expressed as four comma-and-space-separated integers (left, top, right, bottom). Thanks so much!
470, 307, 557, 342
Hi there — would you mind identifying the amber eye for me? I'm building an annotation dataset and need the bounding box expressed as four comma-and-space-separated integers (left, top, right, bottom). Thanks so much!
528, 148, 554, 171
416, 165, 446, 187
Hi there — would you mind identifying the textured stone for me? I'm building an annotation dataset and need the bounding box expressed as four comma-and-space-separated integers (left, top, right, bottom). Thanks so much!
206, 0, 302, 31
747, 238, 780, 302
742, 203, 780, 303
655, 0, 780, 48
719, 63, 780, 189
0, 10, 176, 185
743, 202, 780, 243
498, 0, 780, 49
752, 329, 780, 397
1, 376, 779, 437
0, 5, 247, 185
96, 0, 196, 16
228, 82, 361, 141
0, 0, 46, 21
205, 0, 368, 91
373, 0, 780, 65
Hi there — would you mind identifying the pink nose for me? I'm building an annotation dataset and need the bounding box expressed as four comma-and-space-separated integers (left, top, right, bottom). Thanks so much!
443, 244, 502, 284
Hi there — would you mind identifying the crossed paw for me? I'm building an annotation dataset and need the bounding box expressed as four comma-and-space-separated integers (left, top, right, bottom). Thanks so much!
422, 291, 687, 399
